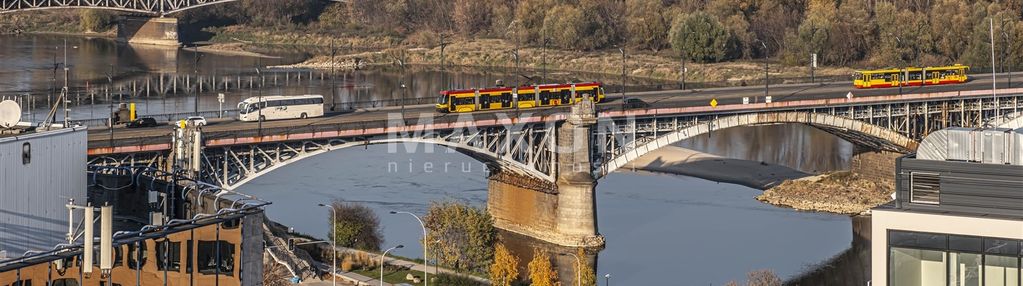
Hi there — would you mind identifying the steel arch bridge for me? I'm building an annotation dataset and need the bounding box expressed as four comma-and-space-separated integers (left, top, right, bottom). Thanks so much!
86, 89, 1023, 190
0, 0, 237, 15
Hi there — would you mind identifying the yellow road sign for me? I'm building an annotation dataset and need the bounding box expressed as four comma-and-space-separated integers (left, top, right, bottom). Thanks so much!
710, 98, 718, 107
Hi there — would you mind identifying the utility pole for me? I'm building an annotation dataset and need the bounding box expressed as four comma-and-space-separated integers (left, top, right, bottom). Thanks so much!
330, 39, 337, 111
760, 41, 769, 102
619, 47, 625, 111
990, 18, 998, 119
193, 45, 202, 115
440, 33, 448, 89
542, 32, 550, 84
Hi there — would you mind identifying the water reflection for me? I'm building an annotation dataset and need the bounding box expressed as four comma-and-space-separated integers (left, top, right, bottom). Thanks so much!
679, 124, 856, 174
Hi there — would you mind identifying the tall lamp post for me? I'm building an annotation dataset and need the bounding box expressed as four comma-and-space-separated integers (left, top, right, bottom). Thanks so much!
558, 253, 582, 286
542, 34, 551, 84
619, 47, 626, 111
193, 46, 203, 115
605, 273, 611, 286
317, 203, 337, 286
330, 39, 337, 111
990, 18, 998, 119
390, 211, 428, 286
255, 66, 263, 137
1004, 29, 1012, 88
757, 40, 768, 103
380, 245, 404, 286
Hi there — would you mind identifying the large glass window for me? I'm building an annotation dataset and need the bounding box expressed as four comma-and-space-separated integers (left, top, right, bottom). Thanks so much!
891, 247, 948, 286
949, 252, 982, 286
889, 231, 1023, 286
984, 255, 1020, 286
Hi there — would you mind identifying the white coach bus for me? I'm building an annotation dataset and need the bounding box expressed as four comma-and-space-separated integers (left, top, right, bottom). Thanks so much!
238, 95, 324, 122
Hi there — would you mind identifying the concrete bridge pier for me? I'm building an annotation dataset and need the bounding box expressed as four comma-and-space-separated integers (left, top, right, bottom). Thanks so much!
117, 16, 181, 46
487, 98, 605, 248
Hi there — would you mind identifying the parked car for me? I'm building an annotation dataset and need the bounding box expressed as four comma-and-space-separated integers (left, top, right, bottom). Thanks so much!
623, 98, 649, 109
185, 116, 207, 126
126, 117, 159, 128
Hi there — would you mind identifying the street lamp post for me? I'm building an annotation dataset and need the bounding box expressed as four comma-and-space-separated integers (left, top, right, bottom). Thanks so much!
1004, 30, 1012, 88
390, 211, 428, 286
542, 34, 551, 84
758, 40, 769, 103
330, 39, 337, 111
989, 18, 998, 119
317, 203, 337, 286
605, 273, 611, 286
619, 47, 625, 111
559, 253, 582, 286
193, 45, 202, 116
380, 245, 404, 286
255, 66, 263, 137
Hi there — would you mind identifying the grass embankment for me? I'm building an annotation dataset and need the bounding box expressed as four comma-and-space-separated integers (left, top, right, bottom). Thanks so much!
207, 25, 856, 84
756, 171, 893, 214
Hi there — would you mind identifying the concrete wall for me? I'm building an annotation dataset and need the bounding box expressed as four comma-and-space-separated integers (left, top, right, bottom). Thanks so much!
851, 147, 902, 188
487, 171, 559, 244
117, 17, 180, 46
870, 209, 1023, 286
0, 127, 88, 258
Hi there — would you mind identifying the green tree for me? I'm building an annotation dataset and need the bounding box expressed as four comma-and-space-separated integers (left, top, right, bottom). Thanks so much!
527, 248, 557, 286
626, 0, 669, 51
453, 0, 491, 36
423, 201, 497, 273
328, 200, 383, 251
823, 0, 874, 65
512, 0, 555, 44
669, 11, 736, 63
542, 5, 588, 50
489, 243, 519, 286
79, 10, 113, 33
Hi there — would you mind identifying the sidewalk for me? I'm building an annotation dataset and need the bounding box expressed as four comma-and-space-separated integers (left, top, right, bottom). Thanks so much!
316, 245, 490, 285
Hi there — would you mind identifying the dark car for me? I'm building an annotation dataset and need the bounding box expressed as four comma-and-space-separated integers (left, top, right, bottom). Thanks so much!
126, 117, 159, 128
623, 98, 649, 109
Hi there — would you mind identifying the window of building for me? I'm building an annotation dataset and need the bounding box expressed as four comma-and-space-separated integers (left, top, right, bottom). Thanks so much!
21, 142, 30, 165
186, 240, 194, 272
889, 231, 1023, 286
127, 242, 147, 269
10, 280, 32, 286
197, 241, 235, 276
890, 247, 947, 286
157, 240, 181, 272
113, 245, 123, 266
910, 172, 941, 204
51, 278, 78, 286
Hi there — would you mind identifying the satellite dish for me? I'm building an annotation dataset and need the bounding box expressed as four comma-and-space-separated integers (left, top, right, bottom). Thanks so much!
0, 100, 22, 128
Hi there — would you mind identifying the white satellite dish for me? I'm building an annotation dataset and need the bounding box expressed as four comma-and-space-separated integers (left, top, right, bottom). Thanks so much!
0, 100, 22, 128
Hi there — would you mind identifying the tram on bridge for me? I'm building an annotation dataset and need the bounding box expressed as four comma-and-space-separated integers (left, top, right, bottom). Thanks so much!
853, 64, 969, 88
437, 82, 606, 113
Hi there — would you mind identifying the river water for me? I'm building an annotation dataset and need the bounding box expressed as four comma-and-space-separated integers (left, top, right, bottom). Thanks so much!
0, 34, 869, 285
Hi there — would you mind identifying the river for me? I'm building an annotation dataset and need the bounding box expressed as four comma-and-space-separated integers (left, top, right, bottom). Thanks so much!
0, 34, 869, 285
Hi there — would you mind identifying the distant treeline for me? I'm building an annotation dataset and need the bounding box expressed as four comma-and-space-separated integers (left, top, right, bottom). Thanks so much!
7, 0, 1020, 70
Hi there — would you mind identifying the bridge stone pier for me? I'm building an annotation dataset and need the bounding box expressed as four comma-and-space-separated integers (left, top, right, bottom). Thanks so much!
488, 98, 605, 248
117, 16, 180, 46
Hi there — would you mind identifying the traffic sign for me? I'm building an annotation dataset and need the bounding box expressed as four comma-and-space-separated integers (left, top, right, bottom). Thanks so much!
710, 98, 718, 107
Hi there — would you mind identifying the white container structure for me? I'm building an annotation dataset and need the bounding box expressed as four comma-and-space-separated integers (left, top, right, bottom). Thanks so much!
918, 127, 1023, 166
0, 127, 87, 258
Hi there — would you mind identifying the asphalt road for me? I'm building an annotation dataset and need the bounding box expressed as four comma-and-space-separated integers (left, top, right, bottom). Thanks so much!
87, 74, 1017, 149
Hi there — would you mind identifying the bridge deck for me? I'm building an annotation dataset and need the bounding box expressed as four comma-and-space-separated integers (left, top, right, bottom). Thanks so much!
88, 76, 1021, 154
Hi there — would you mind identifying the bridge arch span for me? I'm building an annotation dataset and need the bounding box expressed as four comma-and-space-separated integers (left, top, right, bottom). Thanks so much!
207, 138, 552, 191
600, 112, 918, 177
0, 0, 240, 16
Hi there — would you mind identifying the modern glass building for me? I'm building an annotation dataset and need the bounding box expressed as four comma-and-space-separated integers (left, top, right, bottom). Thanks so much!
872, 128, 1023, 286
